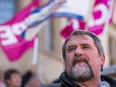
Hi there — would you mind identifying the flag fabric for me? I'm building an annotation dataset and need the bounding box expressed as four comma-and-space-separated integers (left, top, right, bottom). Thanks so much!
60, 0, 114, 38
52, 0, 91, 20
60, 19, 86, 39
21, 0, 91, 41
0, 0, 39, 61
21, 0, 66, 41
88, 0, 114, 35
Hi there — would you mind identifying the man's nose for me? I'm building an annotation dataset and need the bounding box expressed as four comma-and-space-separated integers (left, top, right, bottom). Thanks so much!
74, 47, 84, 56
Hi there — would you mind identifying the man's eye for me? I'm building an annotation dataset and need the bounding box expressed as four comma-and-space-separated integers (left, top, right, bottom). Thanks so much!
82, 45, 90, 49
67, 47, 75, 52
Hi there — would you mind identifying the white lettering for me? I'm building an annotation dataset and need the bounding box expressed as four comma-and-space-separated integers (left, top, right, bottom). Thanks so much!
12, 20, 28, 35
0, 26, 18, 46
94, 4, 108, 25
88, 4, 108, 27
72, 19, 79, 30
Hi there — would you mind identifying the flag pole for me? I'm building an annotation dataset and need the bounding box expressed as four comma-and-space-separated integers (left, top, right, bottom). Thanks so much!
32, 37, 39, 65
31, 0, 39, 65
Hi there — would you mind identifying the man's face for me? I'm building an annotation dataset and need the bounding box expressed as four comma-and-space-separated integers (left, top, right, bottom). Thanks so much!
65, 35, 105, 82
8, 73, 21, 87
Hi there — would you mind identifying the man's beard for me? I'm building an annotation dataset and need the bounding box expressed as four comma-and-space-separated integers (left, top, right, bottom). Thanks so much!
67, 57, 94, 82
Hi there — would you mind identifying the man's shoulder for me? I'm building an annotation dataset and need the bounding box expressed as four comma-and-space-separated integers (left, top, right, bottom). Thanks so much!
101, 75, 116, 86
41, 83, 61, 87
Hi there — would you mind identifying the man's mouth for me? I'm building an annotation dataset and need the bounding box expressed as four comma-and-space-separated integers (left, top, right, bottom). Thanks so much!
74, 61, 87, 66
72, 57, 89, 67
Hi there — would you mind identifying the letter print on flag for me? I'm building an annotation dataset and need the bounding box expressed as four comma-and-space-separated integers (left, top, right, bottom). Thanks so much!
60, 19, 86, 39
0, 0, 39, 61
88, 0, 114, 35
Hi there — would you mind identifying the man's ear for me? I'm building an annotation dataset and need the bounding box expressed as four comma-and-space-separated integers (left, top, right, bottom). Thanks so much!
100, 55, 105, 69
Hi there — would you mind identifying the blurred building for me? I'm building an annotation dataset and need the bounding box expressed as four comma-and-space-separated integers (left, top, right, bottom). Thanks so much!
102, 65, 116, 79
0, 0, 116, 83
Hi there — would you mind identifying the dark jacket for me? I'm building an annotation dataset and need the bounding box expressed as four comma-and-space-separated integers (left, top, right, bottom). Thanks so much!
21, 71, 32, 87
41, 71, 116, 87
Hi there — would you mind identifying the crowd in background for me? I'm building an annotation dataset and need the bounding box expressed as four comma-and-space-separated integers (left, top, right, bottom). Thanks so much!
0, 64, 46, 87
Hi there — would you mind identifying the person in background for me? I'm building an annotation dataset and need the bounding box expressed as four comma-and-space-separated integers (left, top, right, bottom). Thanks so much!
4, 64, 37, 87
22, 64, 37, 87
26, 74, 45, 87
0, 80, 5, 87
41, 30, 116, 87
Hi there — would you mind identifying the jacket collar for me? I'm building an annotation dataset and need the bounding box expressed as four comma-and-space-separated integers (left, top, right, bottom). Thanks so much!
60, 71, 80, 87
60, 71, 116, 87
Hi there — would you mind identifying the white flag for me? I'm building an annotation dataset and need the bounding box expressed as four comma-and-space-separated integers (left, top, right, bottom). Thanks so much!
53, 0, 92, 20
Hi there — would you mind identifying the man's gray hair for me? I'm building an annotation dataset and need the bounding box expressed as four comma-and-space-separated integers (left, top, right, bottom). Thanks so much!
62, 30, 104, 60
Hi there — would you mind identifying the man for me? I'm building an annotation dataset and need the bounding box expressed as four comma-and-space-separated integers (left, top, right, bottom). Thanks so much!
26, 74, 44, 87
41, 30, 116, 87
4, 65, 37, 87
4, 69, 22, 87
